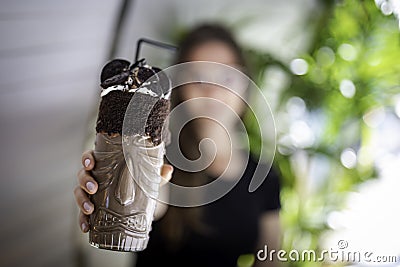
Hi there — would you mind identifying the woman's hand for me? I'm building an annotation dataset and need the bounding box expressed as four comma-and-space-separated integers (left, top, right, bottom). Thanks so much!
74, 150, 173, 233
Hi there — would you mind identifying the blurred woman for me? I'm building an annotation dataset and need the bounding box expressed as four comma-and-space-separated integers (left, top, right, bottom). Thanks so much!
75, 23, 281, 267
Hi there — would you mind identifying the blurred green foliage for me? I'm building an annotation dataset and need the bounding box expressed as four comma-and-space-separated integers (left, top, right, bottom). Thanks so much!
170, 0, 398, 266
244, 0, 399, 266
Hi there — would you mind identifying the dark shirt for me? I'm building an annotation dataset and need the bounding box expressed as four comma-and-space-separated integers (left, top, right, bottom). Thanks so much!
136, 155, 281, 267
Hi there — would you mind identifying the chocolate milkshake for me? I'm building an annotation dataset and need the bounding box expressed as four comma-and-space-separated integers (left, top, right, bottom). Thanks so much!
88, 58, 171, 251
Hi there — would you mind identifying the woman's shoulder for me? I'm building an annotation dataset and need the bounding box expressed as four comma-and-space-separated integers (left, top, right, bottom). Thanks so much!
244, 153, 281, 210
245, 153, 280, 180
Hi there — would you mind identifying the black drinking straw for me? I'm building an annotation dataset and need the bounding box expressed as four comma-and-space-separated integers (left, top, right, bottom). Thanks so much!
134, 38, 178, 63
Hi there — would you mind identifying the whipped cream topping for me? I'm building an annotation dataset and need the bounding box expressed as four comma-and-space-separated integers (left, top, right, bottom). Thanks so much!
100, 60, 170, 99
100, 85, 128, 97
100, 81, 159, 98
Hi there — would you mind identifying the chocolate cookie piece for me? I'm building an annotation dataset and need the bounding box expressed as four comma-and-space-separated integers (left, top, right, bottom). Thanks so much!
96, 58, 171, 146
145, 98, 170, 145
96, 90, 133, 136
100, 59, 130, 83
96, 91, 170, 146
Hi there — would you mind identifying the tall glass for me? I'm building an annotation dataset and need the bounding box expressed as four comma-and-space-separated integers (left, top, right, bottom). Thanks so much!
88, 133, 164, 252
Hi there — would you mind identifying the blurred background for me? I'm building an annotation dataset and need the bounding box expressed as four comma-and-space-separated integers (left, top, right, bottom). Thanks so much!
0, 0, 399, 266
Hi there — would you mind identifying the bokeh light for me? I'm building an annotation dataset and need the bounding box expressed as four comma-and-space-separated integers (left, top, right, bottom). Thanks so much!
362, 106, 386, 128
340, 148, 357, 169
338, 43, 357, 61
290, 58, 308, 75
289, 120, 315, 149
339, 79, 356, 98
316, 46, 335, 66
